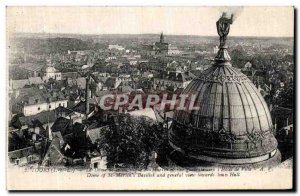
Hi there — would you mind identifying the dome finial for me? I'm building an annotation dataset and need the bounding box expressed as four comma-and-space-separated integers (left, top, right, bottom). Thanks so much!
214, 13, 234, 65
216, 12, 233, 47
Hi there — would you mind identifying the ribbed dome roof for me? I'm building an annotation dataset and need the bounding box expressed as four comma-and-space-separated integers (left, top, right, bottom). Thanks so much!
169, 41, 279, 163
170, 61, 278, 160
175, 64, 273, 135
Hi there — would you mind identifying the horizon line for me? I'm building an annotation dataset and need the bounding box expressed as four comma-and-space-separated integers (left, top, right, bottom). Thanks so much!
12, 32, 294, 39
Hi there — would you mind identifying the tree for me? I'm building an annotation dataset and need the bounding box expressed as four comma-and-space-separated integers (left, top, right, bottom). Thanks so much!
102, 113, 167, 170
230, 49, 248, 68
275, 83, 294, 108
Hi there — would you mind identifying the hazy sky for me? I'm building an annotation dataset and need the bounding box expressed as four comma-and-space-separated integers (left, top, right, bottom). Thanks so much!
7, 6, 294, 37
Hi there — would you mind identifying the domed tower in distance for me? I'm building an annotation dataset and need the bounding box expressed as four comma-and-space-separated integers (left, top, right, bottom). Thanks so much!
169, 14, 281, 167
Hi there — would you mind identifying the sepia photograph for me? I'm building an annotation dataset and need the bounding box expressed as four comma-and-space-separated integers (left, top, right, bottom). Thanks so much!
6, 6, 295, 190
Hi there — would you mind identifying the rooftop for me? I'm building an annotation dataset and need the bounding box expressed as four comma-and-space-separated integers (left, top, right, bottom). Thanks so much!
10, 79, 30, 90
12, 87, 67, 109
155, 71, 196, 82
51, 117, 71, 134
19, 110, 58, 126
28, 77, 43, 85
72, 101, 96, 115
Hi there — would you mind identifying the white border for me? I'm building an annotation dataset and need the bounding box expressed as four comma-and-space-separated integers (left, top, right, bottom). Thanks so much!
0, 0, 298, 195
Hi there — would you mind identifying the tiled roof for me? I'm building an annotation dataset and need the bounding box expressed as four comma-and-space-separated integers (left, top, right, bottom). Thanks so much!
72, 123, 86, 136
11, 79, 30, 89
87, 125, 109, 144
154, 42, 169, 51
118, 85, 134, 93
12, 87, 67, 108
51, 117, 70, 133
67, 77, 86, 89
72, 101, 95, 115
19, 110, 58, 126
54, 106, 74, 116
155, 71, 196, 82
28, 77, 43, 85
41, 137, 64, 166
8, 146, 35, 159
58, 68, 78, 73
21, 63, 46, 72
104, 77, 117, 88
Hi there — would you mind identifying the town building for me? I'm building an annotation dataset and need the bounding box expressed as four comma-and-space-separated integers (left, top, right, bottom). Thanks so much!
151, 33, 181, 55
43, 65, 62, 82
11, 88, 68, 116
108, 44, 125, 51
153, 70, 196, 91
141, 33, 181, 56
9, 76, 44, 90
20, 62, 45, 78
9, 79, 30, 90
8, 146, 41, 166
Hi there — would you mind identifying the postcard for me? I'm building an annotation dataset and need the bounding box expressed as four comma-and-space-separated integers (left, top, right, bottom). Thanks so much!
6, 6, 294, 190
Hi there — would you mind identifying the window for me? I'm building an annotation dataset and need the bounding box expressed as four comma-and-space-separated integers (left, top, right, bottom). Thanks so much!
38, 107, 40, 111
59, 103, 61, 107
15, 159, 20, 165
93, 162, 98, 169
27, 155, 33, 163
49, 105, 51, 109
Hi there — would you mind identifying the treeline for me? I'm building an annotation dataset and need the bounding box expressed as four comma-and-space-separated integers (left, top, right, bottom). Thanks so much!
13, 37, 106, 55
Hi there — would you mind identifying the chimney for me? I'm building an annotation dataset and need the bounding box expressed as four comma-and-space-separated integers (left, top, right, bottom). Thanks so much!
15, 90, 20, 99
86, 76, 90, 115
289, 125, 293, 136
70, 117, 74, 125
274, 117, 277, 132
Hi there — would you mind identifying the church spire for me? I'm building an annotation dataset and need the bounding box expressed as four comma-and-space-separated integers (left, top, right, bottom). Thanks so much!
160, 32, 164, 43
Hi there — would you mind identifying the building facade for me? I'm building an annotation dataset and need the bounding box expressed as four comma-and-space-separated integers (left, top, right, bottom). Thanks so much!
43, 66, 62, 82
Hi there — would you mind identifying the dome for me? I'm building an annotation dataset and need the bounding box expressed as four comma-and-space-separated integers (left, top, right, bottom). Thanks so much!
170, 63, 278, 162
169, 17, 280, 165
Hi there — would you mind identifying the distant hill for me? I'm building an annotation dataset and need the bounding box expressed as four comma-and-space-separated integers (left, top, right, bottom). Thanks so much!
10, 37, 93, 55
9, 33, 293, 55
